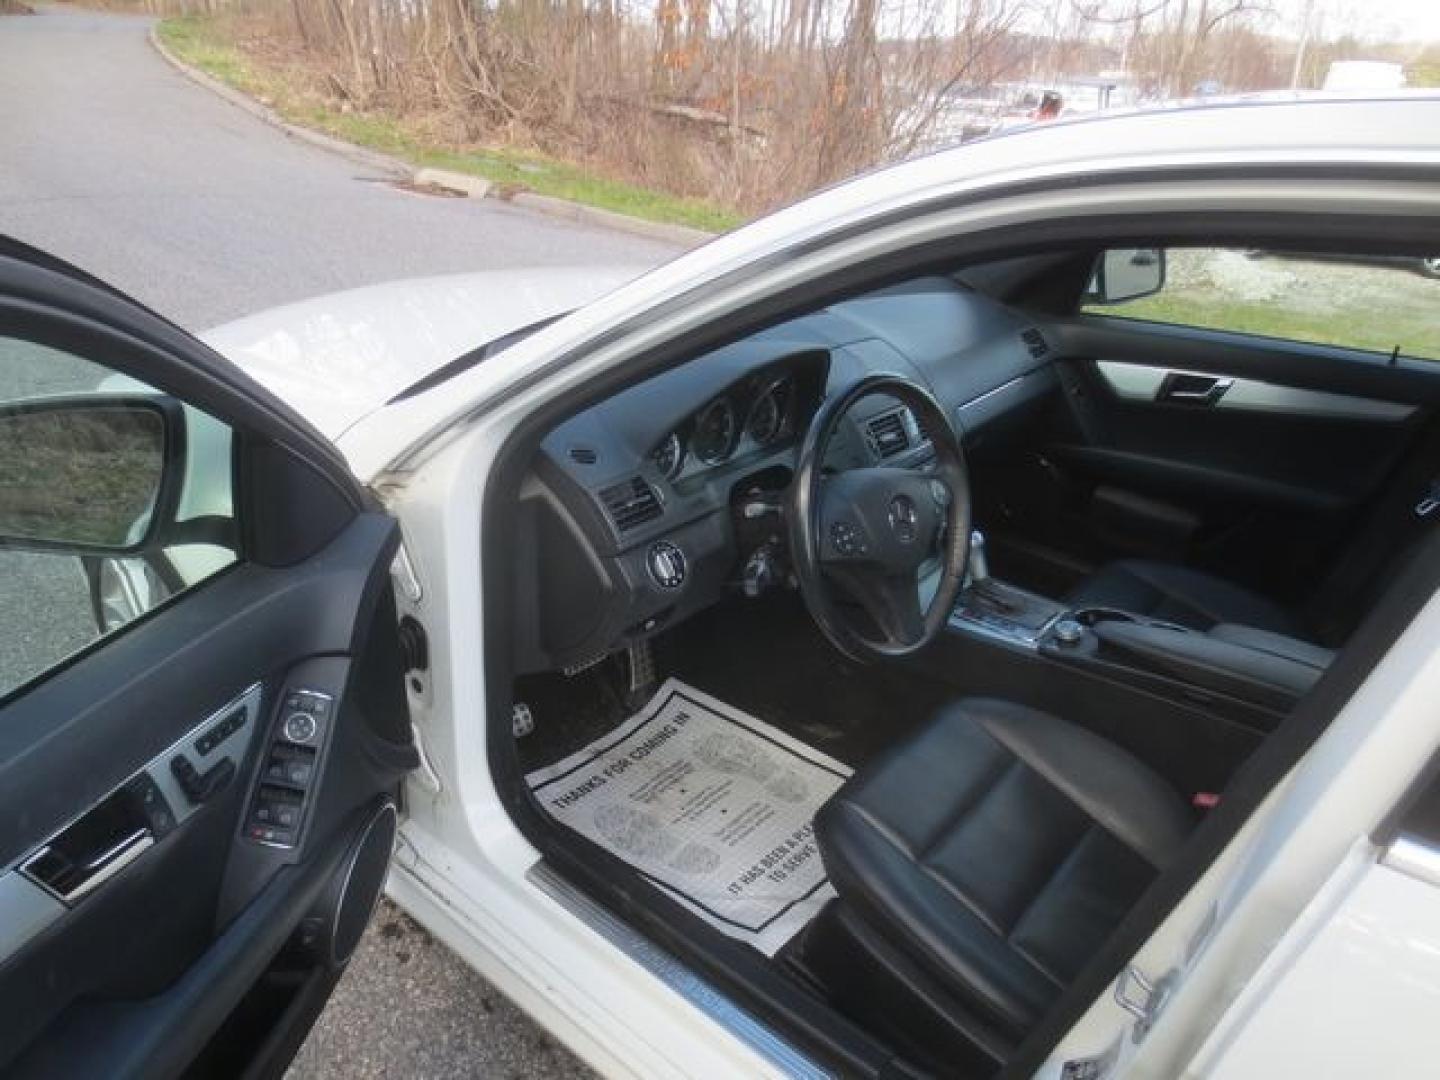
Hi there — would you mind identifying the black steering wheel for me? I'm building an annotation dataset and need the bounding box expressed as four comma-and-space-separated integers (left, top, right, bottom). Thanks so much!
787, 374, 972, 662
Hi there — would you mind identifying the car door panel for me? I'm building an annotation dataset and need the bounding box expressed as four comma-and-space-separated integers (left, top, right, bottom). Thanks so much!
0, 241, 417, 1077
0, 512, 414, 1073
1001, 318, 1439, 607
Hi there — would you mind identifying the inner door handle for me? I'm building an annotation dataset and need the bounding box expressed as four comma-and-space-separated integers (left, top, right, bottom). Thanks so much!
1157, 372, 1233, 406
22, 827, 154, 904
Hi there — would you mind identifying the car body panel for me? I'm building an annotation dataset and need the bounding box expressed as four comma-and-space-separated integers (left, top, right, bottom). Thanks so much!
1200, 852, 1440, 1077
200, 267, 646, 441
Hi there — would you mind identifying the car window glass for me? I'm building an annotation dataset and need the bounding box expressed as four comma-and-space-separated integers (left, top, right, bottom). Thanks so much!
1082, 247, 1440, 361
0, 335, 238, 699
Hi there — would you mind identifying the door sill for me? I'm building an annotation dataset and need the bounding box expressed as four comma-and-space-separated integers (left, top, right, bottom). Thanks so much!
525, 861, 828, 1079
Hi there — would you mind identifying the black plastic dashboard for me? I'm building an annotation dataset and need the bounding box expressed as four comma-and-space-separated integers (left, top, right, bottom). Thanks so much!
512, 275, 1057, 674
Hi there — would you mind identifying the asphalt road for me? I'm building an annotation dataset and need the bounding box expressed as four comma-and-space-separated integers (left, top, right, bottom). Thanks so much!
1, 6, 679, 1076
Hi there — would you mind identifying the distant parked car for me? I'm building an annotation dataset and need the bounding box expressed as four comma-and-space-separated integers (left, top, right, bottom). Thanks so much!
1323, 60, 1406, 92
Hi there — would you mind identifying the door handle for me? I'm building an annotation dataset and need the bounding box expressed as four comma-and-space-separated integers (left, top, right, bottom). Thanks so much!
66, 829, 154, 901
1157, 372, 1233, 406
22, 827, 154, 904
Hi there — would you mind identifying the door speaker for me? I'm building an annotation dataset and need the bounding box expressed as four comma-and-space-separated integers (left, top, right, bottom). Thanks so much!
314, 799, 398, 969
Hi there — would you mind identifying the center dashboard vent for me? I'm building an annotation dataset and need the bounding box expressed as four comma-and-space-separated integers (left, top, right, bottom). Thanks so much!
1021, 327, 1049, 359
865, 410, 911, 460
599, 476, 662, 532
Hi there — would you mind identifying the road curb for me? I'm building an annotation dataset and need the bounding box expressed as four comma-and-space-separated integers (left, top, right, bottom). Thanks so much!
146, 24, 409, 179
147, 24, 714, 249
507, 193, 715, 248
413, 167, 491, 199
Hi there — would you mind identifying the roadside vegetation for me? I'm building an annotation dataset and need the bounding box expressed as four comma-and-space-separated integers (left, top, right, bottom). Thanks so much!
1091, 249, 1440, 362
112, 0, 1439, 233
156, 15, 740, 231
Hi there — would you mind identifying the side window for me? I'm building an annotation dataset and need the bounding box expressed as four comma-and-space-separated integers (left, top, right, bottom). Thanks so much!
0, 335, 238, 698
1082, 247, 1440, 362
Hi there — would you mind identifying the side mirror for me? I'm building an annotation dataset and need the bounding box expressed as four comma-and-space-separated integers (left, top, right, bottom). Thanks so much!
0, 394, 184, 555
1085, 248, 1166, 305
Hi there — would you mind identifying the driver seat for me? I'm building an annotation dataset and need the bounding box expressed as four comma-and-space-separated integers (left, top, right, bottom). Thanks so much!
814, 698, 1192, 1054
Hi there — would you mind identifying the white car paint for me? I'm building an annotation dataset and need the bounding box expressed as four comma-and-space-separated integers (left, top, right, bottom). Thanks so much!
117, 96, 1440, 1075
200, 267, 647, 441
1201, 852, 1440, 1078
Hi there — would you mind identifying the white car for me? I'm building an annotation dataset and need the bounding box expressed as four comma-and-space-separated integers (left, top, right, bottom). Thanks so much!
3, 95, 1440, 1080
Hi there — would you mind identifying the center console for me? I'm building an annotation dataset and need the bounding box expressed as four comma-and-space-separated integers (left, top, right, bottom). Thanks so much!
948, 532, 1334, 731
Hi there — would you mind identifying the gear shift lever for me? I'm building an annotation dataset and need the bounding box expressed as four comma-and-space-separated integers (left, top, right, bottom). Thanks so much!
967, 529, 990, 586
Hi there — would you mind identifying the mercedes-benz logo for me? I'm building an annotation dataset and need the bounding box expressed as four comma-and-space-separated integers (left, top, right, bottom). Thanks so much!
888, 495, 919, 543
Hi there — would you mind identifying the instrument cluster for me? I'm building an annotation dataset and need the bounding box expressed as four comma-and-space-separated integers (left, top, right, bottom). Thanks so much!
649, 371, 799, 483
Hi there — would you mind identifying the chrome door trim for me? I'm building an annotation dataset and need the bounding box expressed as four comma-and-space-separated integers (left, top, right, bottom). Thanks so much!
1096, 361, 1416, 420
1382, 836, 1440, 888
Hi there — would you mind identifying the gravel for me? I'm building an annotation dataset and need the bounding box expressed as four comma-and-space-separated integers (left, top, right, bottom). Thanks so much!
1, 6, 673, 1076
288, 900, 590, 1080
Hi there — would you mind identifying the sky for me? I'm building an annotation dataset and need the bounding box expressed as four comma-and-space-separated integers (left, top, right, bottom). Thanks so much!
1243, 0, 1440, 45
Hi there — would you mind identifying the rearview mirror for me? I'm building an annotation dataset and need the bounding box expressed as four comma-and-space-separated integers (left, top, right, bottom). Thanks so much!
1086, 248, 1166, 305
0, 395, 182, 555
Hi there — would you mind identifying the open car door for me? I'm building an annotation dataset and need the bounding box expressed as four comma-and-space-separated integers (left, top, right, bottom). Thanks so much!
0, 240, 418, 1078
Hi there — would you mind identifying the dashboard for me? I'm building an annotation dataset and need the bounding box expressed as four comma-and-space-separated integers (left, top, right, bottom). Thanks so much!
512, 275, 1060, 674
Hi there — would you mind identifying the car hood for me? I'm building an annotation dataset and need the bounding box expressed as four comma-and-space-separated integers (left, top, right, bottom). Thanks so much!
200, 267, 646, 440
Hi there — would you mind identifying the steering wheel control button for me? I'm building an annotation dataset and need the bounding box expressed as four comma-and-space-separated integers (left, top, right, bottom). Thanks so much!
888, 495, 920, 543
830, 520, 865, 557
283, 711, 318, 744
646, 541, 688, 589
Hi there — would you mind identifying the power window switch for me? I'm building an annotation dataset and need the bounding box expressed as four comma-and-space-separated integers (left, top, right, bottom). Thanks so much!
286, 762, 313, 786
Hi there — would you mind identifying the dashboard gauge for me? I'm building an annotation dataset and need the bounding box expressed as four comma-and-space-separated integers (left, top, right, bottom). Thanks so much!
747, 379, 789, 446
650, 432, 684, 480
693, 397, 739, 465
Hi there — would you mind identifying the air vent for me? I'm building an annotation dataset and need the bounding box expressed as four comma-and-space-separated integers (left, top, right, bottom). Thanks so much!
568, 445, 598, 465
1021, 327, 1049, 359
865, 410, 911, 459
599, 477, 662, 532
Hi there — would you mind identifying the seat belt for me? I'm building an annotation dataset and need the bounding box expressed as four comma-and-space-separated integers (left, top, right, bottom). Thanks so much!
1306, 414, 1440, 645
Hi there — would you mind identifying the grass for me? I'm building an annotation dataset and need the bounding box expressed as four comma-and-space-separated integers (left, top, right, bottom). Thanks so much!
1086, 250, 1440, 362
2, 412, 162, 547
156, 16, 742, 234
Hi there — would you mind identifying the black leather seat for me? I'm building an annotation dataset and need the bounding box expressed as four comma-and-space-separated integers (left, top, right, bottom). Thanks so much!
1067, 558, 1303, 638
815, 698, 1192, 1045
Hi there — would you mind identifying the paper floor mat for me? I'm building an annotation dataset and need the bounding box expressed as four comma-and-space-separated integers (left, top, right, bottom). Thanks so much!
525, 678, 852, 956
